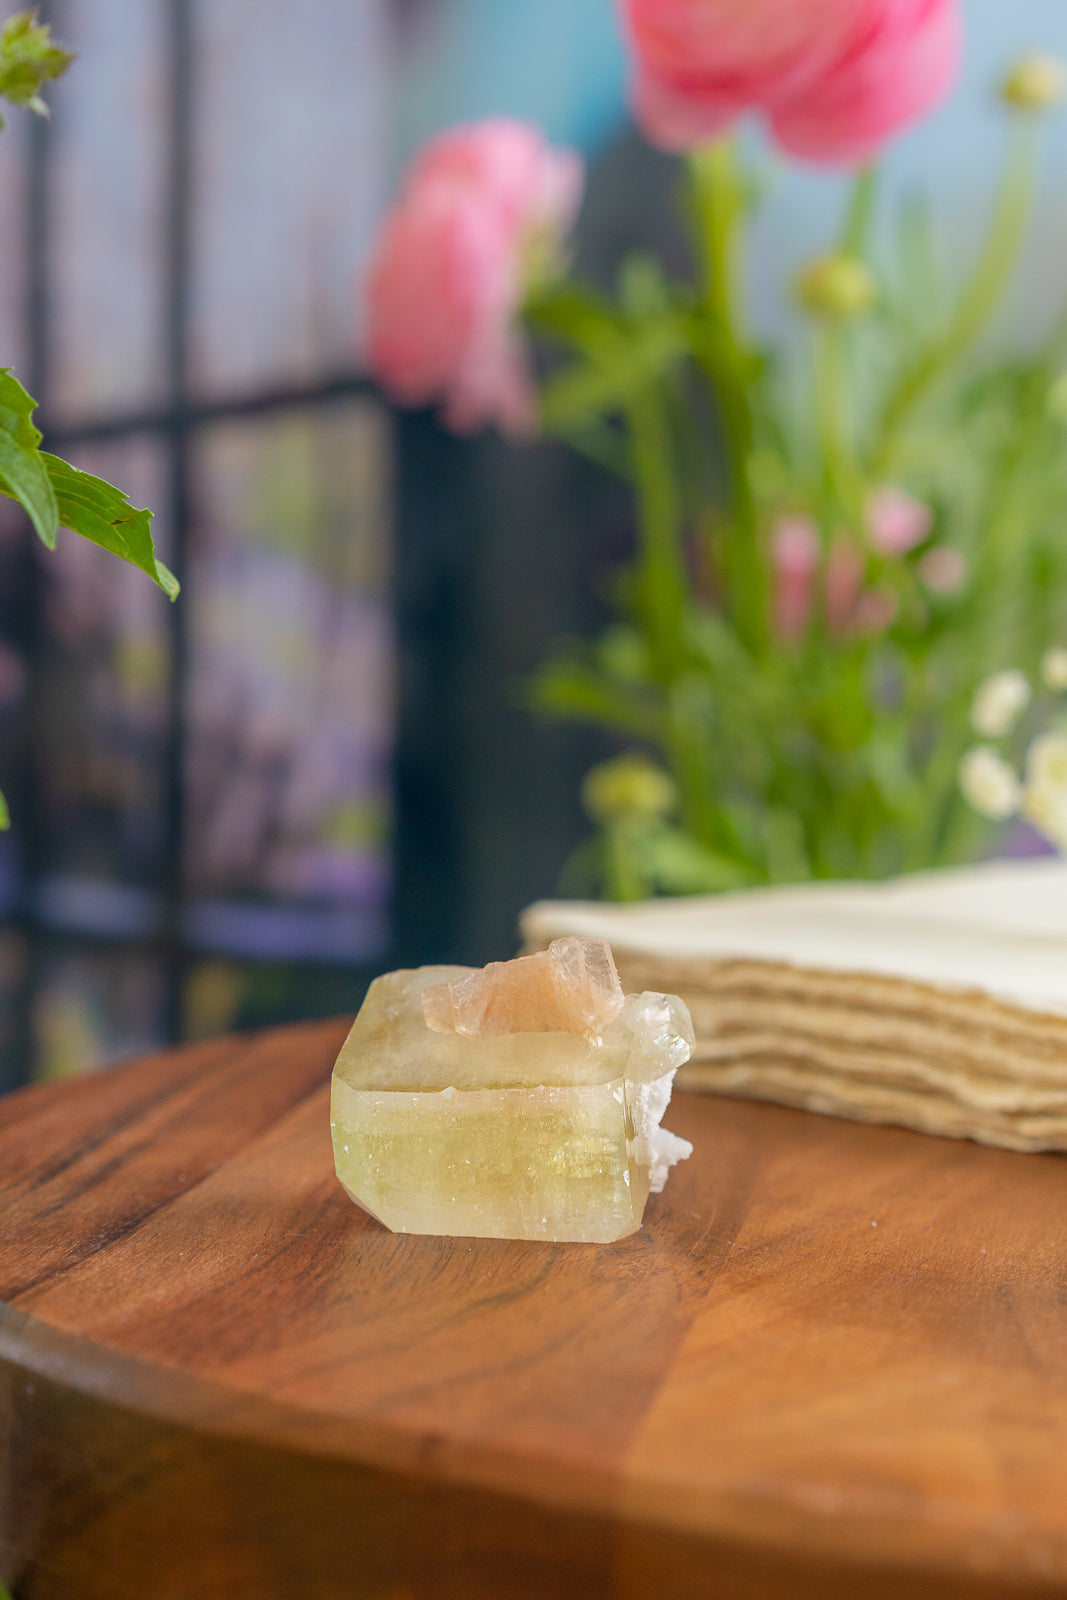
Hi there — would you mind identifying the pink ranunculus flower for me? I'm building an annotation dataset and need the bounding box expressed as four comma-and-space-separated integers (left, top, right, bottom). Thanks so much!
825, 538, 899, 638
919, 546, 967, 595
852, 587, 898, 634
771, 515, 819, 640
866, 484, 934, 555
363, 119, 584, 437
825, 539, 865, 635
616, 0, 962, 165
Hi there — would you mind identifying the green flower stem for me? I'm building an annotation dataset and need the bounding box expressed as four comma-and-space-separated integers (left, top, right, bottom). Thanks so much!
687, 139, 765, 653
831, 166, 878, 525
625, 386, 688, 683
871, 124, 1038, 475
808, 171, 879, 554
924, 314, 1063, 868
624, 388, 731, 852
924, 343, 1055, 866
922, 724, 990, 869
690, 140, 744, 331
952, 275, 1067, 683
604, 823, 647, 902
814, 322, 863, 529
967, 385, 1046, 665
841, 164, 878, 258
1044, 290, 1067, 367
664, 701, 718, 849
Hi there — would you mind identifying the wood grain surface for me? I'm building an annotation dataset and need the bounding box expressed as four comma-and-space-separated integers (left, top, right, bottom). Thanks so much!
1, 1017, 1067, 1598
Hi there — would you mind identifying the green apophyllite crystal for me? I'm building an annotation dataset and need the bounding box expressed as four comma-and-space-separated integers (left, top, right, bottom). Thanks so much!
330, 947, 694, 1244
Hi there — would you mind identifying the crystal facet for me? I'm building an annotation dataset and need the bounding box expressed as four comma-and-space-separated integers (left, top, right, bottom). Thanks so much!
331, 946, 694, 1243
421, 935, 624, 1042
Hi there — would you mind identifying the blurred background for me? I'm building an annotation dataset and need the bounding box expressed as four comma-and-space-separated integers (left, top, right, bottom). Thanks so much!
0, 0, 1063, 1087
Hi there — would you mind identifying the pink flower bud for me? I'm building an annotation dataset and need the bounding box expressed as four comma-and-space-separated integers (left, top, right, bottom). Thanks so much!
853, 588, 898, 633
771, 515, 819, 640
919, 546, 967, 595
363, 120, 583, 437
825, 540, 865, 636
866, 485, 933, 555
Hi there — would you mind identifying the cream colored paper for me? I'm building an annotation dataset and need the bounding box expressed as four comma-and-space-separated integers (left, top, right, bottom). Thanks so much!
521, 859, 1067, 1152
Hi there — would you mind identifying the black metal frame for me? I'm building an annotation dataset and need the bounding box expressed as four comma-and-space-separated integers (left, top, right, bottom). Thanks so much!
6, 0, 613, 1093
6, 0, 382, 1088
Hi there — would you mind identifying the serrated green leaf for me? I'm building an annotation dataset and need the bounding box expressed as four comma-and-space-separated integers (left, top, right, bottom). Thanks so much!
0, 10, 72, 117
0, 368, 57, 547
0, 373, 175, 596
41, 455, 178, 599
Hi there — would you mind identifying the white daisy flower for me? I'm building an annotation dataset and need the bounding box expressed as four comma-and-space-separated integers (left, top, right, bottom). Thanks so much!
970, 669, 1031, 738
1041, 647, 1067, 693
958, 746, 1023, 821
1022, 731, 1067, 851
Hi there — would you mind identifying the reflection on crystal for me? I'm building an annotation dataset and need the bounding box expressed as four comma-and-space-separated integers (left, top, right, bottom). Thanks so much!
331, 947, 694, 1244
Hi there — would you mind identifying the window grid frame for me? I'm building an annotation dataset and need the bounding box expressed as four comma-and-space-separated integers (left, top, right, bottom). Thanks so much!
7, 0, 385, 1089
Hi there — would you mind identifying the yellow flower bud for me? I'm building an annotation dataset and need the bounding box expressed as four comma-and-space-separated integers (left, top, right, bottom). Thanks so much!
794, 254, 876, 320
582, 755, 676, 825
1001, 54, 1065, 112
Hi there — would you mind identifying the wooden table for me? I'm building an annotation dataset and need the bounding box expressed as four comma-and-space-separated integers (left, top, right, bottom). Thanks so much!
1, 1018, 1066, 1599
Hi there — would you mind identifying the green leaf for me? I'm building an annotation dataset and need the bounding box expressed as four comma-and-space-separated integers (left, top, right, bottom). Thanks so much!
595, 624, 652, 685
0, 368, 57, 547
559, 418, 633, 480
539, 318, 687, 433
0, 787, 9, 831
0, 10, 73, 123
0, 373, 175, 596
638, 825, 749, 894
41, 454, 178, 598
762, 808, 812, 883
530, 657, 665, 740
523, 281, 619, 349
617, 252, 671, 319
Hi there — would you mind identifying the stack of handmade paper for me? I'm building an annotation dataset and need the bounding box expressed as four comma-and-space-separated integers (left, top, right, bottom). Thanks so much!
522, 858, 1067, 1153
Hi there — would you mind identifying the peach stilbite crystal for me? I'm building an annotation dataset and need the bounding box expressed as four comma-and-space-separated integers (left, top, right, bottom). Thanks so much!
330, 944, 694, 1243
421, 935, 624, 1042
